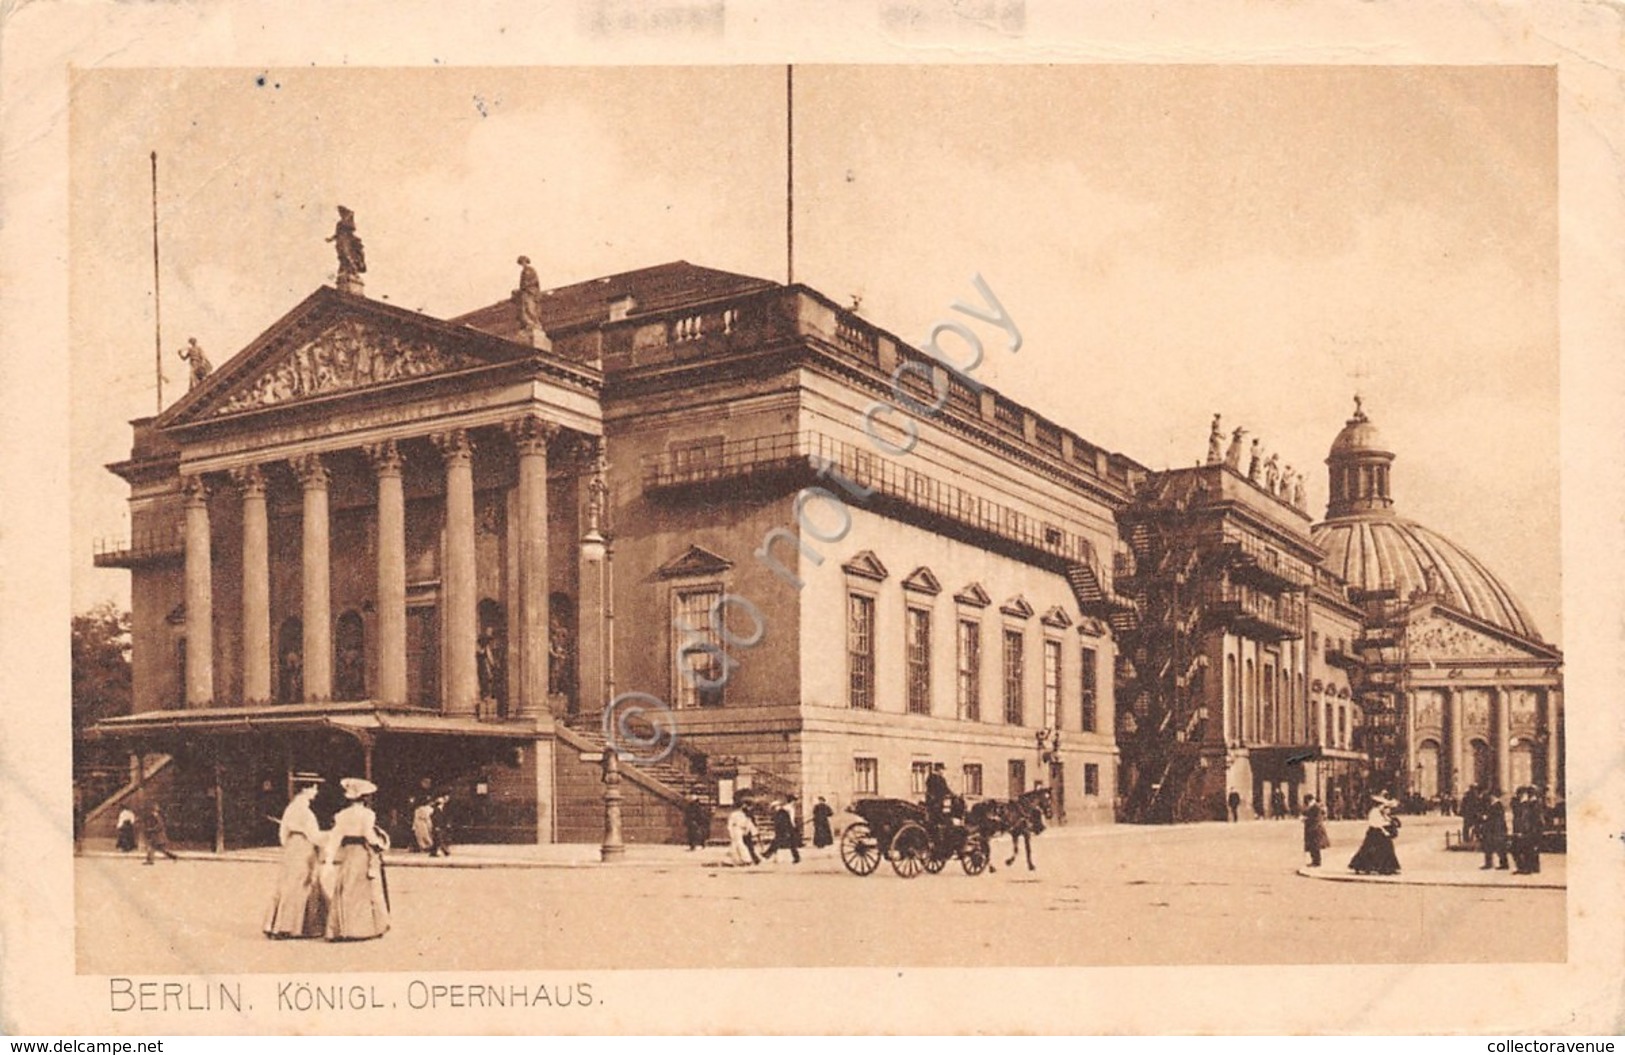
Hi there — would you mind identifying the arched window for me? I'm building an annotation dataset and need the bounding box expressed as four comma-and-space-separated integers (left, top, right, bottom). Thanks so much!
278, 617, 303, 704
334, 610, 366, 700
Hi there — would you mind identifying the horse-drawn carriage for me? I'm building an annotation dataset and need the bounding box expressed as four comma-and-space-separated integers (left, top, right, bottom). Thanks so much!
839, 797, 990, 878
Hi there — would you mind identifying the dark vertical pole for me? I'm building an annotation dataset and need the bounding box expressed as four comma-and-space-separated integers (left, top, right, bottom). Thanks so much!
786, 65, 794, 286
151, 151, 163, 414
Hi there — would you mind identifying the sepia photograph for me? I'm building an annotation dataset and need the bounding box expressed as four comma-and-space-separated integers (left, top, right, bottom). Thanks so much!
4, 0, 1624, 1038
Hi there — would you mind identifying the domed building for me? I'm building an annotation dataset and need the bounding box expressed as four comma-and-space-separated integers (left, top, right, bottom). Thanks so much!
1312, 399, 1563, 800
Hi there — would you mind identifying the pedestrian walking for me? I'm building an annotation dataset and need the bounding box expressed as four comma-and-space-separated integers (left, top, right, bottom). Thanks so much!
411, 797, 435, 853
1511, 786, 1542, 875
1347, 793, 1401, 875
322, 778, 391, 942
264, 781, 327, 939
726, 800, 759, 866
811, 796, 834, 849
761, 797, 802, 864
1227, 790, 1241, 822
683, 793, 711, 851
141, 801, 178, 864
429, 795, 453, 857
1479, 789, 1510, 871
1270, 786, 1287, 820
115, 806, 138, 853
1301, 794, 1331, 867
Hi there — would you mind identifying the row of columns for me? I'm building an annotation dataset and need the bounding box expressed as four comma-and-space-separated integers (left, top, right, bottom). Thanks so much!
1431, 685, 1561, 794
180, 416, 561, 717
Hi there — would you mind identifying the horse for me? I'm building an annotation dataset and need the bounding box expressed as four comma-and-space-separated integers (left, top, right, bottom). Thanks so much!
967, 786, 1053, 873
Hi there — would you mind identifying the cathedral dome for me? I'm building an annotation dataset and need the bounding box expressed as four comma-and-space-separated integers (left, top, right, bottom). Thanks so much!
1311, 515, 1542, 642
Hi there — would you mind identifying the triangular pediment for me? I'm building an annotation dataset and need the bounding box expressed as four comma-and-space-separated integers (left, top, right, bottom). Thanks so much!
842, 550, 889, 582
901, 566, 942, 595
1040, 605, 1074, 629
160, 287, 538, 427
1000, 595, 1034, 619
657, 544, 733, 580
1405, 606, 1559, 666
954, 582, 992, 608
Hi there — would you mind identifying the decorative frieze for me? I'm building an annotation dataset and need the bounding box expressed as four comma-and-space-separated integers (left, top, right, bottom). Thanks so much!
215, 319, 484, 415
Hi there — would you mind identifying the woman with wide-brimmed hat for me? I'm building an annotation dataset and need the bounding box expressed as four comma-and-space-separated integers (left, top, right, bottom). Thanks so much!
263, 778, 328, 939
322, 777, 391, 941
1346, 791, 1402, 876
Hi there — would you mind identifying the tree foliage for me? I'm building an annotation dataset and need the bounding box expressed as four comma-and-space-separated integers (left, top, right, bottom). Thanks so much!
72, 601, 131, 730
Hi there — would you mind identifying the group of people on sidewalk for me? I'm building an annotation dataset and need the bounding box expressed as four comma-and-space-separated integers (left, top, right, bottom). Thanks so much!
114, 802, 180, 865
262, 777, 392, 943
680, 792, 836, 867
1460, 784, 1548, 875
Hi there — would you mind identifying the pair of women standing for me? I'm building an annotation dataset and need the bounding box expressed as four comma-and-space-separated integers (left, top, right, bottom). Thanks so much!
263, 777, 391, 942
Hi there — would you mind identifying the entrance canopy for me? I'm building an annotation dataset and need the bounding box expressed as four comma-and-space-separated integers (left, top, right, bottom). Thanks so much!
81, 701, 541, 748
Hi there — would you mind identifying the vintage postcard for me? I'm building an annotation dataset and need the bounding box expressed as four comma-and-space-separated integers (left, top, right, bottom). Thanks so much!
2, 0, 1622, 1037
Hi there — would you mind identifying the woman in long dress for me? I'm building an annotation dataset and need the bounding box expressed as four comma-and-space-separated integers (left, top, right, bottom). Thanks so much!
323, 778, 391, 942
1347, 793, 1401, 875
263, 783, 327, 939
726, 802, 759, 866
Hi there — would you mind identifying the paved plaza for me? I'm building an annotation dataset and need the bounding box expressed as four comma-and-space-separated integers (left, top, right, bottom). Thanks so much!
76, 815, 1563, 975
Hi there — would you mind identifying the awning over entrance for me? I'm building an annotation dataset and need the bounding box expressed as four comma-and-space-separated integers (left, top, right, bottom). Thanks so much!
81, 701, 543, 745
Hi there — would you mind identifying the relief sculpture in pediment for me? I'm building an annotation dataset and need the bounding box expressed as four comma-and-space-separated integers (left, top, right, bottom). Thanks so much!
215, 319, 483, 415
1408, 613, 1510, 662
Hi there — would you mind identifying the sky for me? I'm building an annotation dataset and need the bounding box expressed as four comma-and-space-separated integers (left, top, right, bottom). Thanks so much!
69, 64, 1560, 642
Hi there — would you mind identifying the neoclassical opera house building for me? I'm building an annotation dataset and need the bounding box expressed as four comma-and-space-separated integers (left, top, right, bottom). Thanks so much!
81, 250, 1563, 845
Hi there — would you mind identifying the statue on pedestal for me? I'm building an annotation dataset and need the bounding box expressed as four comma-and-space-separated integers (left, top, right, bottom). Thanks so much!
512, 255, 551, 349
1247, 438, 1262, 482
1206, 414, 1224, 465
327, 206, 366, 283
1264, 453, 1280, 494
176, 337, 212, 389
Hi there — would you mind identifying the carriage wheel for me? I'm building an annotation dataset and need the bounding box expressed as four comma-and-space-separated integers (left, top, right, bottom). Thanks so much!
840, 823, 881, 876
922, 847, 948, 874
890, 822, 930, 878
960, 831, 989, 876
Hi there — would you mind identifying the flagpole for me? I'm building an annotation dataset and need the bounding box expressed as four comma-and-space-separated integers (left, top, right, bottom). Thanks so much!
151, 150, 163, 415
785, 64, 794, 287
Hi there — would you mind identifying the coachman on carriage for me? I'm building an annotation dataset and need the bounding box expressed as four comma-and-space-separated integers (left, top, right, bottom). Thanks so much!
839, 796, 990, 878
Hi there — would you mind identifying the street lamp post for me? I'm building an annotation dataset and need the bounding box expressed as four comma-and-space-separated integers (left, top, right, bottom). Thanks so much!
600, 746, 625, 861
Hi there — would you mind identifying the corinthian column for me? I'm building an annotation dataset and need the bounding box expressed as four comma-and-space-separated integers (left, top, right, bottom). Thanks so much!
231, 465, 271, 704
291, 454, 332, 702
181, 474, 214, 707
434, 430, 478, 716
1448, 687, 1464, 795
366, 441, 407, 705
1494, 686, 1511, 792
506, 416, 557, 718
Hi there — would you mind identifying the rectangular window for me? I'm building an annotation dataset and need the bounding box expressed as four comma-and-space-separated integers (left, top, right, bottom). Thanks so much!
1008, 759, 1027, 798
853, 757, 879, 796
848, 593, 875, 710
956, 619, 981, 721
962, 763, 983, 798
1084, 763, 1100, 797
1043, 639, 1062, 730
1003, 629, 1025, 725
1080, 646, 1098, 733
673, 587, 724, 708
906, 607, 932, 715
669, 435, 724, 482
910, 761, 933, 797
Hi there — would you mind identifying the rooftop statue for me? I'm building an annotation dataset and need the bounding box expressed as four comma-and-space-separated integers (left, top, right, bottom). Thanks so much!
515, 255, 544, 332
1264, 453, 1280, 494
176, 337, 212, 389
327, 206, 367, 279
1224, 427, 1245, 470
1206, 414, 1223, 465
1247, 438, 1262, 482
